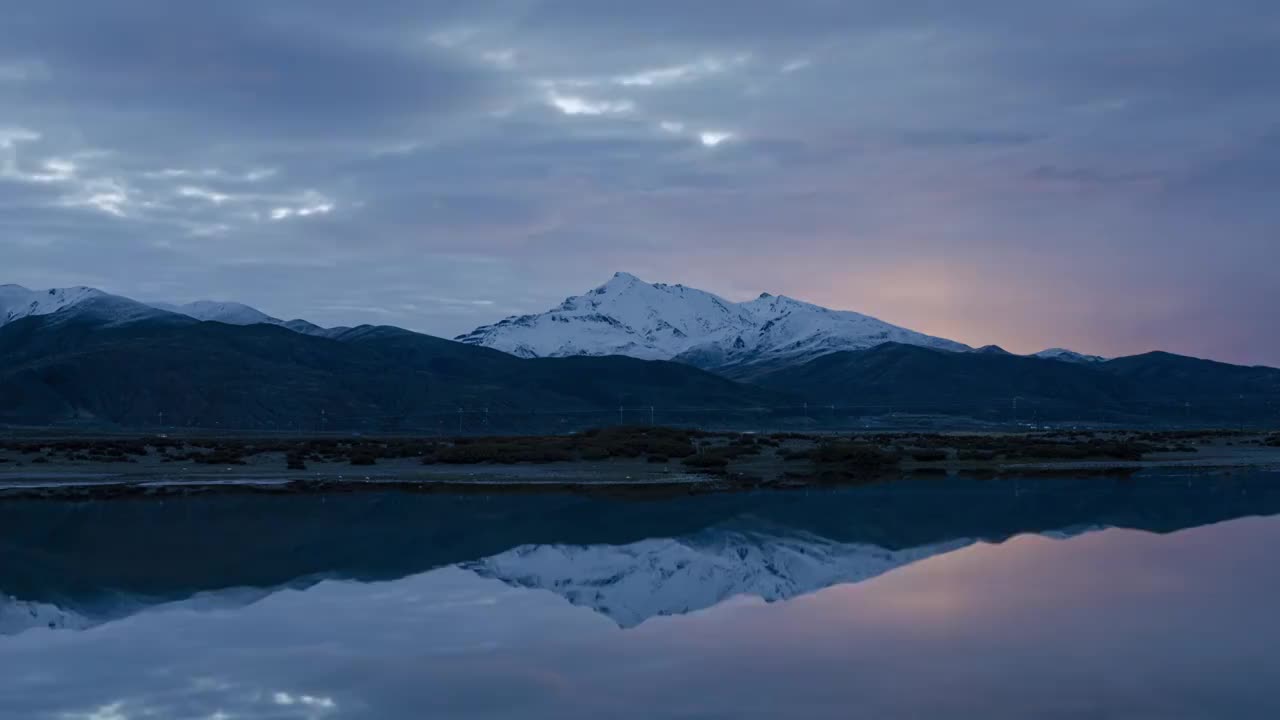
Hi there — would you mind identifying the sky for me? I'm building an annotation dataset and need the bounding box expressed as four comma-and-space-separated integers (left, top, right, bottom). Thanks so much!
2, 1, 1279, 365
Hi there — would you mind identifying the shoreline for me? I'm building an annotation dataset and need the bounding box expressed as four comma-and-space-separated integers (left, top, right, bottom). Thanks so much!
2, 428, 1277, 500
2, 455, 1277, 501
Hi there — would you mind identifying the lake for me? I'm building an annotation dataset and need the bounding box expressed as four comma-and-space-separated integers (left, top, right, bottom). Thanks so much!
2, 469, 1279, 719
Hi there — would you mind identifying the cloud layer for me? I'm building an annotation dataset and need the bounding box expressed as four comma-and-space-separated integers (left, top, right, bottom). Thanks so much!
2, 1, 1279, 363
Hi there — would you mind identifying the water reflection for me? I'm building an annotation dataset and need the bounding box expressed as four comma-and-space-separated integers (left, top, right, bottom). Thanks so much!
2, 470, 1280, 718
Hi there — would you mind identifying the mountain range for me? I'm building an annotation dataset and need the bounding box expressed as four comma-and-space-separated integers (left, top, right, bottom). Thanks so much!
0, 292, 779, 431
1, 277, 1278, 428
0, 285, 337, 336
1, 275, 1098, 372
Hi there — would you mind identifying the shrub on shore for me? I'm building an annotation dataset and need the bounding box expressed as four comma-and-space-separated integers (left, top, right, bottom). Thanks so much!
2, 427, 1209, 473
777, 441, 901, 483
192, 448, 247, 465
908, 448, 948, 462
681, 454, 729, 470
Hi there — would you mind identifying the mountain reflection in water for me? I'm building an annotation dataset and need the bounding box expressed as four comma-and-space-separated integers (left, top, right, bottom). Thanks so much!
2, 470, 1278, 631
2, 470, 1280, 719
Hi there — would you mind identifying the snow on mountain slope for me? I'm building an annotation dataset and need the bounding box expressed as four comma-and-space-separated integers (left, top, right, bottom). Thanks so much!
1033, 348, 1106, 363
152, 300, 277, 326
0, 284, 338, 336
152, 300, 333, 336
462, 527, 975, 628
457, 272, 970, 369
1, 284, 106, 326
0, 284, 172, 329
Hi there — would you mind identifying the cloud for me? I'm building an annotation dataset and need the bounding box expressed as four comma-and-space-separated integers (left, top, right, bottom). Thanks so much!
546, 94, 635, 116
0, 3, 503, 146
698, 131, 734, 147
612, 56, 749, 87
177, 187, 232, 205
268, 192, 337, 222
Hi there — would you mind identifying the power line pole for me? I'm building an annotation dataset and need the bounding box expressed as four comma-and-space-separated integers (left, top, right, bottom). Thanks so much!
650, 405, 655, 425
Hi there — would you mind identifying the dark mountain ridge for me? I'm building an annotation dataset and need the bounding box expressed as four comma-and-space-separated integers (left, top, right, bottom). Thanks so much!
2, 303, 1278, 429
0, 311, 787, 431
754, 342, 1280, 424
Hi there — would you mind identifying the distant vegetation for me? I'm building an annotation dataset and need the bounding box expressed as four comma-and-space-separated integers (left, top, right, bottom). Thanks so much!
4, 428, 1267, 493
0, 427, 705, 468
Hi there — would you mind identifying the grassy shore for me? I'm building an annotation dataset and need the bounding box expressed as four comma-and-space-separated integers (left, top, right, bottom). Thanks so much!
2, 427, 1278, 499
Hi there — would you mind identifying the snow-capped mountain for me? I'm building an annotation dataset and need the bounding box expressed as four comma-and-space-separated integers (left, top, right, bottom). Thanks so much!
971, 345, 1105, 363
2, 280, 1109, 368
463, 526, 975, 627
151, 299, 333, 336
1033, 348, 1106, 363
0, 284, 103, 325
0, 284, 337, 336
0, 284, 172, 329
457, 272, 971, 371
151, 299, 278, 325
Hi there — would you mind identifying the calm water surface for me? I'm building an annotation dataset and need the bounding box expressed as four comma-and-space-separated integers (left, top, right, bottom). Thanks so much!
2, 470, 1279, 719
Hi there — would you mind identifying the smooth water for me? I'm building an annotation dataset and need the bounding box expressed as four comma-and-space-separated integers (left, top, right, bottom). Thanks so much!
2, 470, 1280, 719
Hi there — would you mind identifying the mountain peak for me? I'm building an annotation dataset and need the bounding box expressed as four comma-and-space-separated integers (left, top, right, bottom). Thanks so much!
0, 285, 181, 330
974, 344, 1013, 355
1033, 347, 1106, 363
458, 274, 971, 369
0, 284, 342, 337
153, 300, 276, 325
151, 299, 337, 337
599, 271, 648, 292
0, 284, 117, 327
